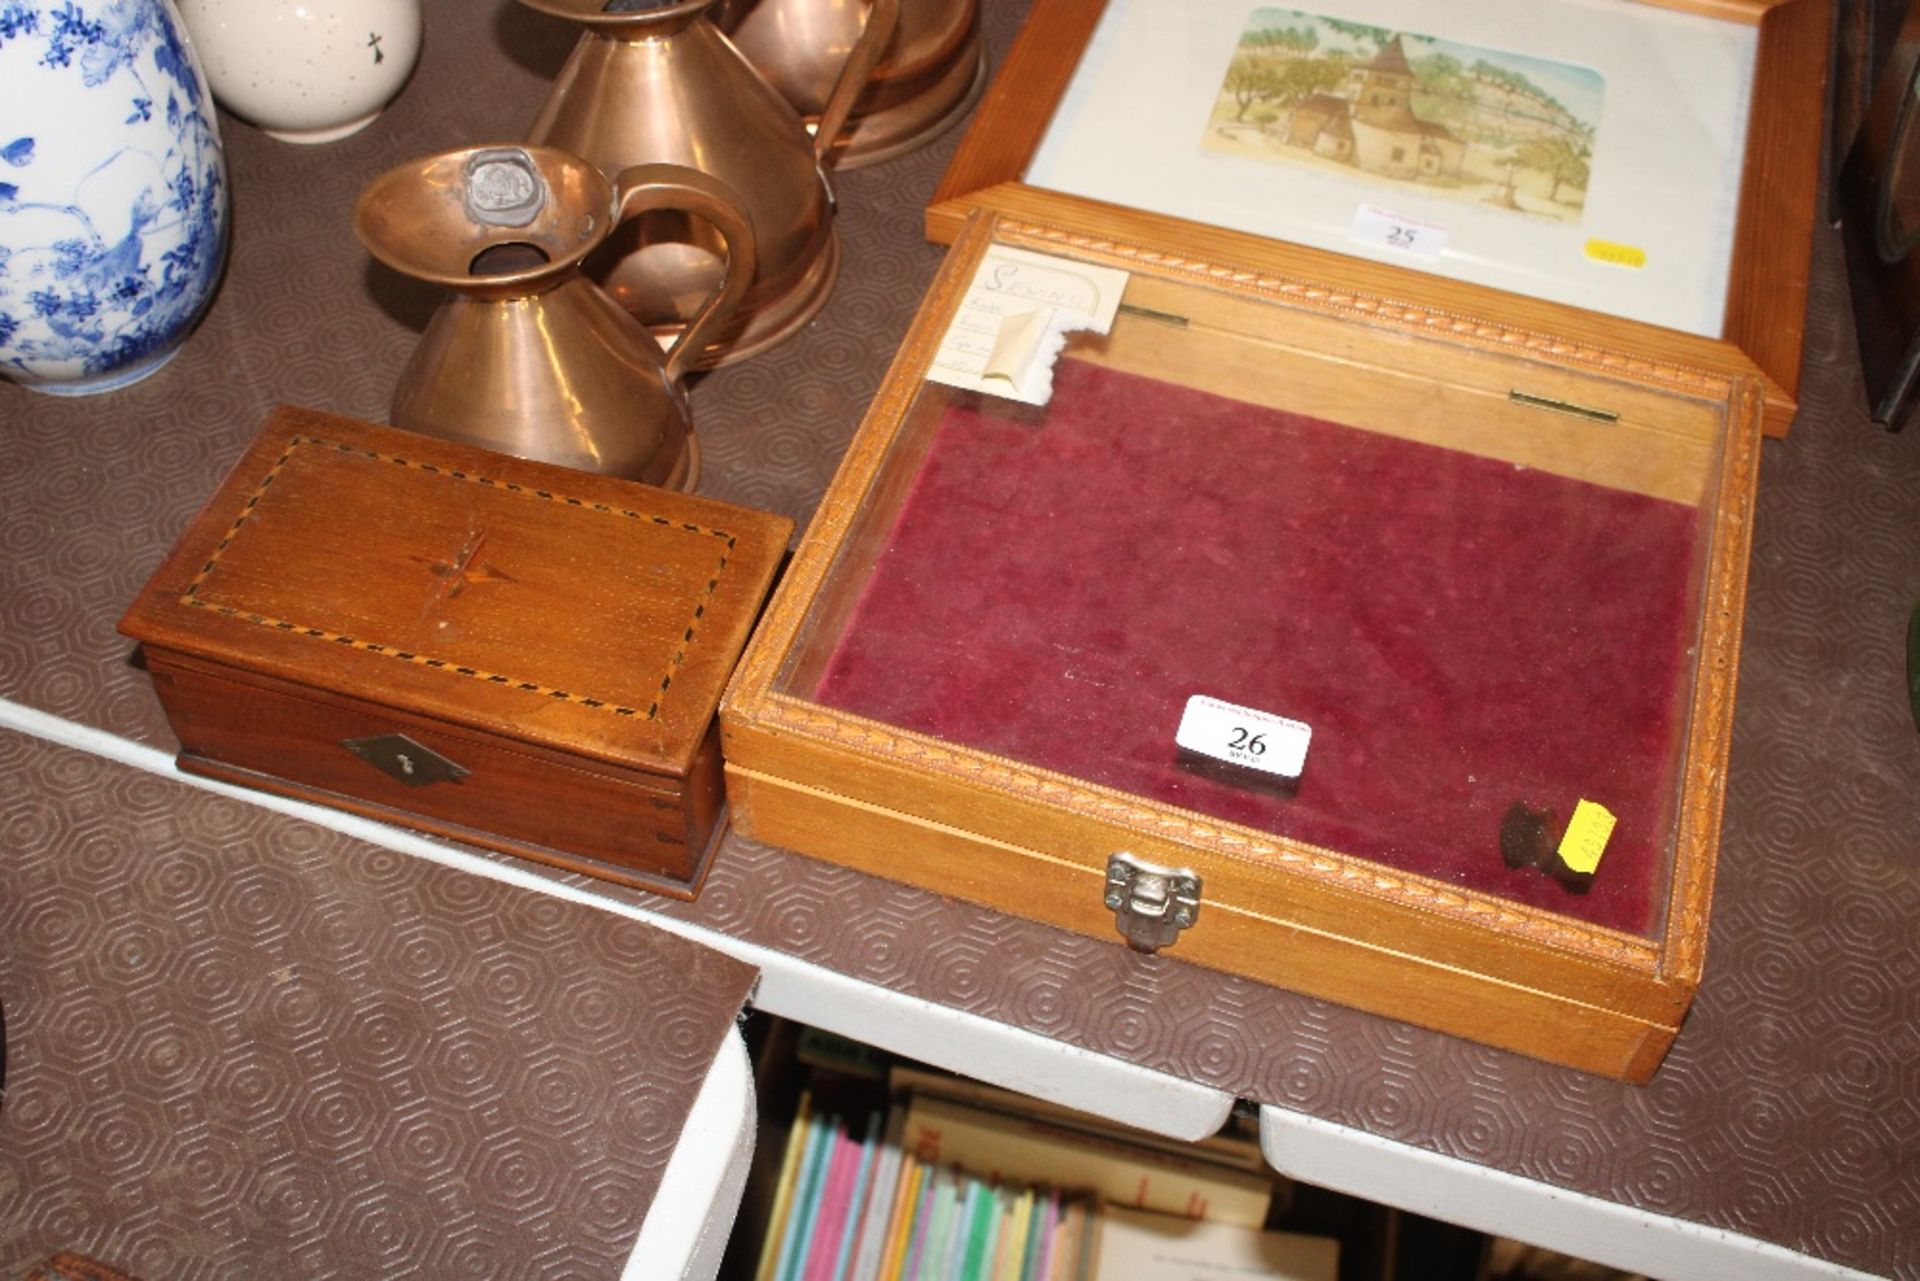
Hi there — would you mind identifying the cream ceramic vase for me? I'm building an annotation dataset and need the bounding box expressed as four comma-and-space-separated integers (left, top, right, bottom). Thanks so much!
177, 0, 423, 144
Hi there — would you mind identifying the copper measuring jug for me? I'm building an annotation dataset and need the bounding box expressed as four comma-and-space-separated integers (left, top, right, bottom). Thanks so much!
354, 145, 756, 490
719, 0, 983, 167
520, 0, 898, 366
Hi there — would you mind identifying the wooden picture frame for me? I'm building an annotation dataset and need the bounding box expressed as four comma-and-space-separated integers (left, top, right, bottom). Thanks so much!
929, 0, 1829, 437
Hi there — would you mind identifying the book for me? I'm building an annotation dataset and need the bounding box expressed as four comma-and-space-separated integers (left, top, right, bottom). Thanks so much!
847, 1107, 908, 1281
798, 1026, 894, 1080
1091, 1207, 1339, 1281
756, 1094, 816, 1281
772, 1103, 837, 1281
901, 1095, 1271, 1227
996, 1187, 1033, 1281
899, 1167, 938, 1281
1049, 1197, 1093, 1281
943, 1179, 980, 1281
879, 1157, 927, 1281
829, 1113, 883, 1281
927, 1172, 964, 1281
803, 1123, 861, 1281
1030, 1188, 1061, 1281
761, 1092, 1105, 1281
954, 1182, 992, 1281
888, 1065, 1267, 1175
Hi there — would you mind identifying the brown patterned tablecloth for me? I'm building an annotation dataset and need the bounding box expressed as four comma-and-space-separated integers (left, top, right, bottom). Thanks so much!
0, 729, 756, 1277
1, 2, 1915, 1278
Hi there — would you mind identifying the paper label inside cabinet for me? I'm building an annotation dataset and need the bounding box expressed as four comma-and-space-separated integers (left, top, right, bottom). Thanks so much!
927, 246, 1129, 406
1351, 204, 1447, 261
1558, 798, 1617, 874
1176, 694, 1311, 779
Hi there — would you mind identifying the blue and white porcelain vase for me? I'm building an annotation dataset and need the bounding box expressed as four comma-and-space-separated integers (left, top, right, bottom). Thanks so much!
0, 0, 229, 395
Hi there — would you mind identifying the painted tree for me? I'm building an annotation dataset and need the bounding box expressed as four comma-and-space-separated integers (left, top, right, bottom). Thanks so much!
1273, 57, 1344, 106
1516, 135, 1591, 203
1467, 60, 1575, 128
1409, 51, 1473, 128
1223, 56, 1283, 121
1243, 24, 1318, 55
1321, 19, 1390, 51
1282, 25, 1319, 53
1469, 59, 1521, 96
1413, 51, 1465, 96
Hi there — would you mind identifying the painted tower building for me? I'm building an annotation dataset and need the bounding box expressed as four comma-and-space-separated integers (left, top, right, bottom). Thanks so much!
1286, 35, 1464, 181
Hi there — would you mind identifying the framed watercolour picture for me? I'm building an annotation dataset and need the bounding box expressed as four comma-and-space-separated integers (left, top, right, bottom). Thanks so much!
931, 0, 1828, 435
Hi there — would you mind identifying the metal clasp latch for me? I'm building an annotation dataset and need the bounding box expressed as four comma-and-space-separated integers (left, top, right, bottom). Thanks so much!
1104, 852, 1201, 954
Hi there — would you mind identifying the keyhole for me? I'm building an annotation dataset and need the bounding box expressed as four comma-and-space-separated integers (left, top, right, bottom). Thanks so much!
396, 753, 416, 776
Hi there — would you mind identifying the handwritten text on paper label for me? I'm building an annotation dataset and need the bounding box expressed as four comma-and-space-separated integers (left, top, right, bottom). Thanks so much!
927, 245, 1130, 406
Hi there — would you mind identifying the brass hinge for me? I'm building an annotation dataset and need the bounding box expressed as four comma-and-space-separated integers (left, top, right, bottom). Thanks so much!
1509, 390, 1619, 423
1116, 303, 1190, 328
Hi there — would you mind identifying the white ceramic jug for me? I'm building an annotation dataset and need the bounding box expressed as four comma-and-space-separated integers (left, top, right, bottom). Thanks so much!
177, 0, 422, 144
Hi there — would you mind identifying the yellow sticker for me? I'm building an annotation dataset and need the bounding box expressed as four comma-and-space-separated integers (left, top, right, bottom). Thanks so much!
1558, 799, 1617, 874
1584, 239, 1647, 269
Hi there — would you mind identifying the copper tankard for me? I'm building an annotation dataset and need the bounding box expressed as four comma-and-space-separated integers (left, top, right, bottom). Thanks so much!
355, 145, 755, 490
521, 0, 898, 366
720, 0, 983, 167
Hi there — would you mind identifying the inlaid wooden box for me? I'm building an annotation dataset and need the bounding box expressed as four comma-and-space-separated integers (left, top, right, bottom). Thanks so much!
720, 214, 1762, 1079
120, 407, 790, 897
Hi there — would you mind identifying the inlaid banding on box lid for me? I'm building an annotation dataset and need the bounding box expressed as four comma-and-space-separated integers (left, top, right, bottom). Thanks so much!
176, 436, 738, 721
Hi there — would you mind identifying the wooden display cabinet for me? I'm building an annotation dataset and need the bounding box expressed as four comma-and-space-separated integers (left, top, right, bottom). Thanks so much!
721, 212, 1764, 1080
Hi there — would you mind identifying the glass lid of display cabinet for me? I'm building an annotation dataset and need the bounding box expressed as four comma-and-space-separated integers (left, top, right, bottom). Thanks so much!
769, 229, 1748, 945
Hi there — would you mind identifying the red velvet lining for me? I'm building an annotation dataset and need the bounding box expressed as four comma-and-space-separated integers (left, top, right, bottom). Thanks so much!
813, 359, 1699, 936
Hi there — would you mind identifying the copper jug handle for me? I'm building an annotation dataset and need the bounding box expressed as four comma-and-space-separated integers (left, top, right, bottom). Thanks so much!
812, 0, 902, 168
610, 164, 759, 384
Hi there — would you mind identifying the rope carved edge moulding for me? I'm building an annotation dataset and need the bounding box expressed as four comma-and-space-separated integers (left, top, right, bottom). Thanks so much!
752, 695, 1664, 970
1664, 377, 1764, 982
994, 219, 1738, 402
